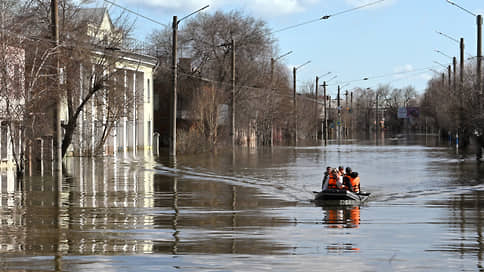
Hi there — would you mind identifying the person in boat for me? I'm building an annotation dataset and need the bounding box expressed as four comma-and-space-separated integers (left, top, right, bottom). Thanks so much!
344, 167, 360, 193
321, 166, 332, 191
338, 166, 345, 176
328, 168, 344, 189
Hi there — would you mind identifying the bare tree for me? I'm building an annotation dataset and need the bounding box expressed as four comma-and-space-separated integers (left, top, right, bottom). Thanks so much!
149, 10, 284, 149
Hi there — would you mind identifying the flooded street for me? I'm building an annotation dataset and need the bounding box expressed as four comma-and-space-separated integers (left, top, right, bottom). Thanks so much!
2, 135, 484, 271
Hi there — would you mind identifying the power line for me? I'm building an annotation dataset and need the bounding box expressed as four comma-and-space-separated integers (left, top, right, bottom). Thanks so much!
271, 0, 386, 34
103, 0, 168, 27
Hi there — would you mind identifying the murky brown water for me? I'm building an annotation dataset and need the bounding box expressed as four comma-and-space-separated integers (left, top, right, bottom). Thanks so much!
1, 135, 484, 271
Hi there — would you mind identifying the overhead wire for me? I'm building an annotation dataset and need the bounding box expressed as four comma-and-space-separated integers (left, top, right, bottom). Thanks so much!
271, 0, 386, 34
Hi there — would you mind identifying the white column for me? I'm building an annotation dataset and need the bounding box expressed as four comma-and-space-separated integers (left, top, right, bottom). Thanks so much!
123, 70, 127, 157
132, 72, 136, 157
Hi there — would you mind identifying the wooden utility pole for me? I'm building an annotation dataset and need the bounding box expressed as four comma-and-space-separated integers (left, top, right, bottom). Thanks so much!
169, 16, 178, 157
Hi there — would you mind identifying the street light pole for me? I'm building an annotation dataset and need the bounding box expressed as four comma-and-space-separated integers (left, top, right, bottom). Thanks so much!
169, 5, 209, 157
478, 15, 483, 111
315, 76, 319, 141
460, 38, 465, 85
293, 67, 296, 145
169, 15, 178, 157
270, 51, 292, 147
314, 72, 331, 141
453, 56, 457, 93
323, 81, 328, 145
446, 0, 482, 110
293, 60, 310, 145
231, 39, 235, 148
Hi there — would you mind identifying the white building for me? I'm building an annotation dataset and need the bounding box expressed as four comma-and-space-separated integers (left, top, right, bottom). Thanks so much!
67, 8, 157, 157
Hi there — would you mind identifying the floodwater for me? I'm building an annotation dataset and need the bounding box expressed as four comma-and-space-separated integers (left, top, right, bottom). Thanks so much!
1, 135, 484, 271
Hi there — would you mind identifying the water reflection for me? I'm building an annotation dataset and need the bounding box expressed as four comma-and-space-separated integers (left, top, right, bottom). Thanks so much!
322, 205, 361, 229
433, 191, 484, 269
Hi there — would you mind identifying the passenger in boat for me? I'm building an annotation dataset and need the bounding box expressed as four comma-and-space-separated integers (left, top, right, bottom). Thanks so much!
344, 167, 360, 193
338, 166, 345, 176
342, 167, 352, 189
321, 166, 332, 190
328, 168, 344, 189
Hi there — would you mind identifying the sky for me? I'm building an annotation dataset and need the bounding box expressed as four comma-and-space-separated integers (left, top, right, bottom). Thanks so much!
93, 0, 484, 96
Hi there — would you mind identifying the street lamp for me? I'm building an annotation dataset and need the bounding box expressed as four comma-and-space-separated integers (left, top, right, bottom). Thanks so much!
435, 49, 457, 91
437, 31, 470, 85
293, 60, 311, 145
446, 0, 482, 110
170, 5, 209, 157
270, 51, 293, 146
315, 72, 332, 141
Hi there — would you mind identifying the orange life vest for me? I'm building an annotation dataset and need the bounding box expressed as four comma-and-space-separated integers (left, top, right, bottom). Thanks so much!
349, 176, 360, 193
328, 174, 340, 189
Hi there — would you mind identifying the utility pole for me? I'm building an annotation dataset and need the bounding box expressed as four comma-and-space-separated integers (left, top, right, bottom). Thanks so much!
169, 16, 178, 157
231, 39, 235, 148
478, 15, 483, 112
315, 76, 319, 141
375, 93, 379, 133
293, 67, 297, 145
168, 6, 209, 157
345, 90, 348, 137
51, 0, 62, 173
323, 81, 328, 145
337, 85, 341, 139
460, 38, 465, 85
270, 58, 275, 147
453, 57, 457, 93
269, 51, 292, 147
350, 92, 353, 138
448, 65, 452, 88
328, 95, 332, 140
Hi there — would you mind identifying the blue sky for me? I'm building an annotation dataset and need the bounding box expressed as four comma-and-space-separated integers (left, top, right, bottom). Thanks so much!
96, 0, 484, 96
